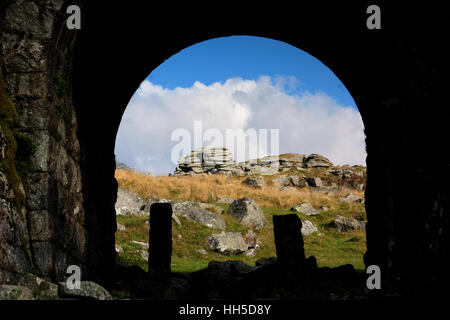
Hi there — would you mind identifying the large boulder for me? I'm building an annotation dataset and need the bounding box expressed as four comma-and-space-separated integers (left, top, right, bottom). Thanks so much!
0, 285, 35, 300
226, 197, 266, 230
177, 207, 226, 230
273, 174, 300, 187
291, 202, 319, 216
333, 215, 366, 232
301, 220, 318, 236
306, 177, 323, 187
17, 273, 58, 300
242, 176, 266, 189
58, 281, 113, 300
303, 154, 333, 168
115, 188, 147, 216
207, 232, 248, 255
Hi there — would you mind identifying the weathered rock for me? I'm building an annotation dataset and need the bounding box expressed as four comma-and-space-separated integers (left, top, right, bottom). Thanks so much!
131, 240, 149, 249
207, 232, 248, 255
273, 175, 290, 186
227, 197, 266, 230
301, 220, 318, 236
0, 285, 35, 300
333, 215, 366, 232
339, 193, 364, 203
115, 245, 123, 253
244, 230, 258, 248
291, 202, 319, 216
139, 250, 149, 262
116, 222, 126, 231
303, 154, 333, 168
217, 196, 235, 204
273, 175, 300, 187
177, 207, 226, 230
115, 188, 147, 216
242, 176, 266, 189
17, 273, 58, 299
307, 177, 323, 187
58, 281, 113, 300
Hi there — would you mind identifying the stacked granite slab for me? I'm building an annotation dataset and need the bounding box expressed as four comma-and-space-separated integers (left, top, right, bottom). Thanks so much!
174, 148, 334, 176
174, 148, 238, 175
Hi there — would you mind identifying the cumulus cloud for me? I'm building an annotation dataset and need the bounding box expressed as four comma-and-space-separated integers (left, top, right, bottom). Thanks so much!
115, 76, 366, 175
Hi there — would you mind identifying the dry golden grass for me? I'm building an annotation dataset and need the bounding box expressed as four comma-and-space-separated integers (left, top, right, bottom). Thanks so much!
114, 168, 364, 210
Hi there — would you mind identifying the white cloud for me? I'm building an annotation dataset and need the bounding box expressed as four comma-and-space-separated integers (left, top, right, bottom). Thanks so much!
115, 76, 366, 175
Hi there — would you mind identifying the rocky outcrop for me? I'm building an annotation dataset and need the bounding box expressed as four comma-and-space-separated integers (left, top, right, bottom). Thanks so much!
242, 176, 266, 189
207, 232, 248, 255
174, 148, 334, 176
339, 193, 364, 203
115, 188, 147, 216
301, 220, 318, 236
177, 207, 226, 230
17, 273, 58, 300
175, 148, 235, 175
58, 281, 113, 300
273, 174, 302, 187
226, 197, 266, 230
115, 188, 225, 230
333, 215, 366, 232
0, 285, 35, 300
291, 202, 319, 216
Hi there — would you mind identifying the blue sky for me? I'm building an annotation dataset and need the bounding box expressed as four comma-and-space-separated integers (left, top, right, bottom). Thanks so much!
146, 36, 356, 109
115, 36, 365, 175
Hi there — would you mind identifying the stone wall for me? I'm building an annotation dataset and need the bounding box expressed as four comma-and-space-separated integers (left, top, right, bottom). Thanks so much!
0, 1, 448, 295
0, 0, 88, 284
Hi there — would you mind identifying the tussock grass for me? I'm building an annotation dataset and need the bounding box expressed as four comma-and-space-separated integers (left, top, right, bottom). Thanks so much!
115, 168, 367, 274
115, 168, 364, 210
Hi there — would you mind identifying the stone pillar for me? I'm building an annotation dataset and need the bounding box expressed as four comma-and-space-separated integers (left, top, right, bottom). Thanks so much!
148, 203, 172, 274
273, 214, 305, 267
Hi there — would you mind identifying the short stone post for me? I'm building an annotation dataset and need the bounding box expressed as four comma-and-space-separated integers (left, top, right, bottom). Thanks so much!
148, 203, 172, 274
273, 214, 306, 267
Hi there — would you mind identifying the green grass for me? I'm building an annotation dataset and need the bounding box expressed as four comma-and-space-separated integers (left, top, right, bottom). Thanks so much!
115, 198, 367, 274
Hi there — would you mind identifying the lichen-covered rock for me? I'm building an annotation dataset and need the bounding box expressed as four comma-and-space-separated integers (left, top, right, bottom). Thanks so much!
17, 273, 58, 299
306, 177, 323, 187
339, 193, 364, 203
242, 176, 266, 189
207, 232, 248, 255
291, 202, 319, 216
177, 207, 226, 230
301, 220, 318, 236
303, 154, 333, 168
227, 197, 266, 230
58, 281, 113, 300
333, 215, 366, 232
0, 285, 35, 300
115, 188, 147, 216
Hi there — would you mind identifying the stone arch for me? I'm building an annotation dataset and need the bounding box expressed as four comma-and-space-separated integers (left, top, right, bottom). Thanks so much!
1, 2, 447, 296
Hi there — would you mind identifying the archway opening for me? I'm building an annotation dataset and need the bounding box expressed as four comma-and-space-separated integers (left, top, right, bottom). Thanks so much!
112, 36, 367, 296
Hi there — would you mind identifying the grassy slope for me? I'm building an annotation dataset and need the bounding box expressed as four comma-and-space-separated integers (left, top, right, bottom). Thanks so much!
115, 168, 367, 273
